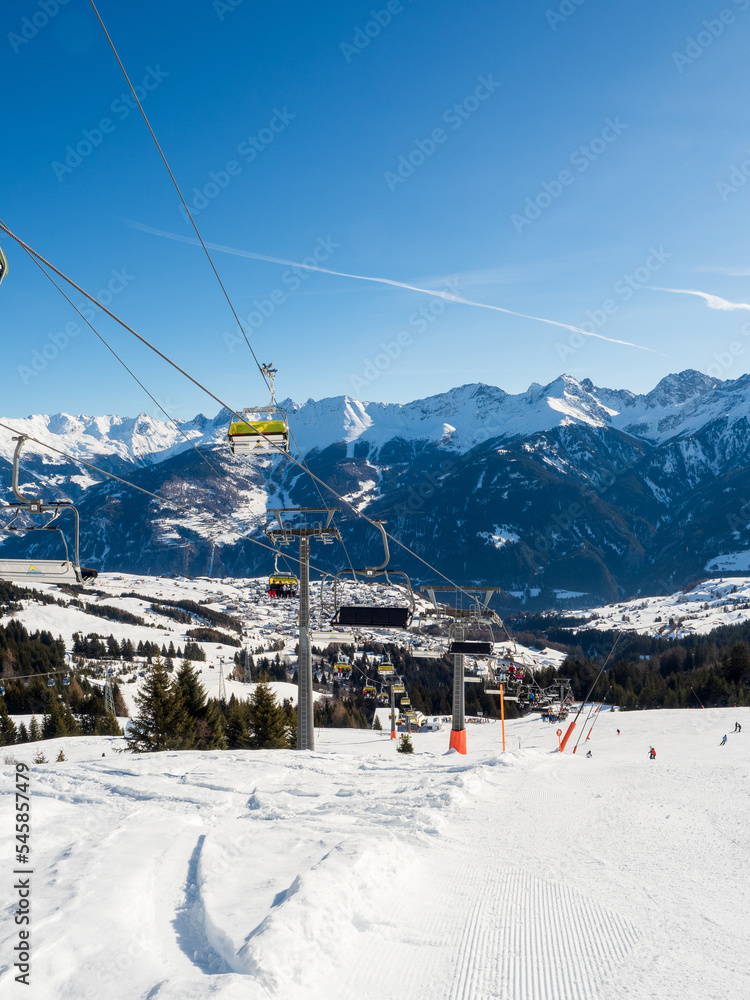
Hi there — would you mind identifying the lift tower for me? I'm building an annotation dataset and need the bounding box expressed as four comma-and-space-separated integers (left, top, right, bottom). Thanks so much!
266, 508, 340, 750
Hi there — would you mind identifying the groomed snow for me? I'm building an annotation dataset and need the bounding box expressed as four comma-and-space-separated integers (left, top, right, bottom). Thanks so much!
1, 708, 747, 999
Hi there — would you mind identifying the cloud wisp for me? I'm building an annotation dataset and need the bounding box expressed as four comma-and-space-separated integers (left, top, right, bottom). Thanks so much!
655, 286, 750, 312
125, 219, 656, 352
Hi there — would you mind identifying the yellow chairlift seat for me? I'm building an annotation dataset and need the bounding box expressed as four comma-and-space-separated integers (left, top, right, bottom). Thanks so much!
228, 417, 289, 455
392, 682, 405, 693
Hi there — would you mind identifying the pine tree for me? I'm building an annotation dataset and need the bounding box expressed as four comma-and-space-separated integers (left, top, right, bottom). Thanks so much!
94, 713, 123, 736
32, 748, 47, 764
373, 714, 382, 732
243, 682, 289, 749
43, 696, 70, 739
174, 660, 207, 718
0, 701, 18, 746
225, 698, 252, 749
195, 699, 227, 750
126, 658, 195, 752
29, 716, 42, 741
397, 733, 414, 754
56, 749, 66, 762
17, 722, 29, 744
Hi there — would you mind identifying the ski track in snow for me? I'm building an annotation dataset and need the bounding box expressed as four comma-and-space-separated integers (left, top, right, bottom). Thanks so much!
0, 710, 748, 999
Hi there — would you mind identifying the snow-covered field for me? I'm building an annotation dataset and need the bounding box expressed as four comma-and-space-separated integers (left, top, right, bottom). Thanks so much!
1, 707, 747, 1000
559, 576, 750, 639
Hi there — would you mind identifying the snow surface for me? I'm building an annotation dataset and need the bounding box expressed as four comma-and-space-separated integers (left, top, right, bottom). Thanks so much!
0, 707, 748, 999
558, 576, 750, 639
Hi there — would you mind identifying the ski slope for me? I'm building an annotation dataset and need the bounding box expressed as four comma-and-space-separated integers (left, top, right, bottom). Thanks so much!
1, 707, 747, 1000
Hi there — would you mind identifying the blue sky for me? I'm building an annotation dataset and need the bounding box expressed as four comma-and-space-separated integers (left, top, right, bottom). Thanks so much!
2, 0, 750, 419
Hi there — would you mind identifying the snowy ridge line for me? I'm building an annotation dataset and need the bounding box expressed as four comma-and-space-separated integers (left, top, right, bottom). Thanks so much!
2, 369, 750, 468
558, 575, 750, 638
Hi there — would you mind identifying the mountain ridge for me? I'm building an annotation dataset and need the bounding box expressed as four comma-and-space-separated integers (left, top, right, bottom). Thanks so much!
2, 369, 750, 606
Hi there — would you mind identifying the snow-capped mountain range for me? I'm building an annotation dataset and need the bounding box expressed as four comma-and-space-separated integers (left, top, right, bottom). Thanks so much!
3, 369, 750, 606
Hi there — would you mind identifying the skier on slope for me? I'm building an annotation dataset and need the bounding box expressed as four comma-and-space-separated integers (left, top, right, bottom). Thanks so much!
649, 747, 656, 759
720, 735, 727, 746
586, 750, 592, 758
734, 722, 742, 733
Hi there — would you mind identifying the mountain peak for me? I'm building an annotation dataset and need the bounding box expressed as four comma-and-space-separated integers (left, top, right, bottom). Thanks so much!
646, 370, 719, 406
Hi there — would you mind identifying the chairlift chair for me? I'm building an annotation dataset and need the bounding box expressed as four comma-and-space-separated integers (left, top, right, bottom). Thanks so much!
0, 683, 5, 696
0, 244, 8, 286
330, 521, 415, 629
392, 681, 406, 694
47, 677, 55, 687
267, 550, 298, 598
0, 436, 98, 587
228, 364, 289, 455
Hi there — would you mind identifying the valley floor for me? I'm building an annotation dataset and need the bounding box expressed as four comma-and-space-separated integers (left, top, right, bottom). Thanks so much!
0, 708, 748, 1000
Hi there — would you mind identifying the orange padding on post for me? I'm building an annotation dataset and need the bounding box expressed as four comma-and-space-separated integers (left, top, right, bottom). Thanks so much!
449, 729, 467, 754
558, 720, 576, 752
390, 730, 397, 740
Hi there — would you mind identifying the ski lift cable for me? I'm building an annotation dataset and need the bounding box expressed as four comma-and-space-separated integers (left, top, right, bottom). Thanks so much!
87, 0, 270, 393
564, 631, 623, 748
0, 420, 327, 577
21, 245, 228, 483
15, 233, 288, 551
0, 222, 512, 613
286, 425, 358, 581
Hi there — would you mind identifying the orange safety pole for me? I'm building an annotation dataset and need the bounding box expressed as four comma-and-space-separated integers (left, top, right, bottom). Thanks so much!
500, 682, 506, 752
556, 728, 563, 751
559, 720, 576, 752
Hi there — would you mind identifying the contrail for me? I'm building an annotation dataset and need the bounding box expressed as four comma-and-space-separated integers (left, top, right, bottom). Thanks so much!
654, 287, 750, 311
125, 219, 656, 352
